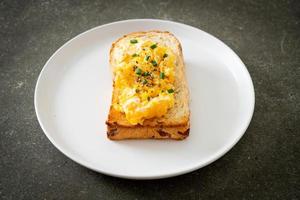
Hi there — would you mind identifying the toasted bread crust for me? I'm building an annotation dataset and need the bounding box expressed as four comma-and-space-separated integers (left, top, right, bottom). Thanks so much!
106, 31, 190, 140
107, 123, 190, 140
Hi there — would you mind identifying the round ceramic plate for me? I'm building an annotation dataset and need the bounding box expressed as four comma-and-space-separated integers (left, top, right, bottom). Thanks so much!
35, 19, 255, 179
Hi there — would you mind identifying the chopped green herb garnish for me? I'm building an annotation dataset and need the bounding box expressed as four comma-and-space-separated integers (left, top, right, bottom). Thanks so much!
151, 60, 158, 66
145, 55, 150, 61
167, 89, 174, 93
150, 44, 157, 49
163, 53, 168, 58
135, 68, 142, 75
132, 53, 138, 57
130, 39, 138, 44
142, 79, 148, 84
160, 72, 165, 79
143, 71, 150, 76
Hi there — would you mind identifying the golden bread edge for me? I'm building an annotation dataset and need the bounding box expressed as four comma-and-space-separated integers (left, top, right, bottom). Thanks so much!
107, 122, 190, 140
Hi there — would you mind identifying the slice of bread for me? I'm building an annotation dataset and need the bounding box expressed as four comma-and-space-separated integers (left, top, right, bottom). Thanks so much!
106, 31, 190, 140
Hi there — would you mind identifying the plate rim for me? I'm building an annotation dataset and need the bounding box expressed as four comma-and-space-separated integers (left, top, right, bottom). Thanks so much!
34, 19, 255, 179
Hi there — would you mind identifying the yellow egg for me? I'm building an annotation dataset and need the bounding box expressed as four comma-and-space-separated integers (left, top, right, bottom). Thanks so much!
113, 39, 176, 125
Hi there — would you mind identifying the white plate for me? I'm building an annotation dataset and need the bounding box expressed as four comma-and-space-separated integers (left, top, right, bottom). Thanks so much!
35, 19, 255, 179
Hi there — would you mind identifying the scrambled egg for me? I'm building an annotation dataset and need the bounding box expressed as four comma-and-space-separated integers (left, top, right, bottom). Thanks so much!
113, 38, 176, 125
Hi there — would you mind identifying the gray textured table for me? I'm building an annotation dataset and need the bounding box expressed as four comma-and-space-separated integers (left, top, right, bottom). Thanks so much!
1, 0, 299, 199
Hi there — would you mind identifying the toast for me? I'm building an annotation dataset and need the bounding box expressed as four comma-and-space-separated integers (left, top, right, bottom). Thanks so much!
106, 31, 190, 140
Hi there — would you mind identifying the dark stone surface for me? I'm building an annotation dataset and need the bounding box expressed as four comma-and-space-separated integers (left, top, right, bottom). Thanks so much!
0, 0, 299, 199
